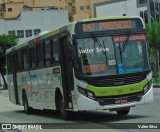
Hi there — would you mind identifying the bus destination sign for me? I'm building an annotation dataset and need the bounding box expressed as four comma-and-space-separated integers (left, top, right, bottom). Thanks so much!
75, 18, 143, 33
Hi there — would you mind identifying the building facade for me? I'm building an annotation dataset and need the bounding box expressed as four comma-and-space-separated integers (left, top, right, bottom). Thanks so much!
0, 0, 111, 21
0, 0, 159, 23
0, 10, 68, 44
95, 0, 160, 25
95, 0, 147, 17
0, 0, 66, 19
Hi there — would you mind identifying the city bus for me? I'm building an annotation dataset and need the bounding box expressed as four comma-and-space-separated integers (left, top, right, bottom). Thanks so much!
6, 16, 153, 120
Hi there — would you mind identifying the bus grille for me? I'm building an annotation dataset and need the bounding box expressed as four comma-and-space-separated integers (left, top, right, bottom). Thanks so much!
87, 76, 144, 87
97, 93, 143, 106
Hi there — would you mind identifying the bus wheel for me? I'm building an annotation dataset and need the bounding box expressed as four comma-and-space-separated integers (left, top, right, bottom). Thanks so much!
23, 92, 33, 114
116, 107, 130, 115
59, 95, 71, 120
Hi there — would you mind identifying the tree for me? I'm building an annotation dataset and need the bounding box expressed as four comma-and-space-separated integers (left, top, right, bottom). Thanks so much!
0, 34, 18, 89
146, 23, 160, 78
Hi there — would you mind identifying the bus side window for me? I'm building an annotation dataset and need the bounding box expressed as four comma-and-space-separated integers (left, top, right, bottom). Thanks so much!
17, 50, 23, 71
52, 37, 60, 65
23, 48, 29, 70
29, 46, 36, 69
44, 40, 51, 66
37, 42, 44, 67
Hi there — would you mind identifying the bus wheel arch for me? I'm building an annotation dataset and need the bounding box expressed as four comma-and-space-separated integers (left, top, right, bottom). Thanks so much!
22, 89, 33, 114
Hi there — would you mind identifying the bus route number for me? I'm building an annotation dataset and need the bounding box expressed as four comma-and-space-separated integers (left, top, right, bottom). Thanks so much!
83, 23, 95, 32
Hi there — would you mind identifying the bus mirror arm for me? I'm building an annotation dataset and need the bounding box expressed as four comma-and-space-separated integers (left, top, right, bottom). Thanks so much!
147, 41, 150, 49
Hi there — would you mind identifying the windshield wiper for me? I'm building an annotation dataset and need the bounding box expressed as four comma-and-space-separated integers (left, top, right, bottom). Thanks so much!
118, 33, 131, 65
91, 34, 108, 65
91, 34, 106, 55
120, 33, 131, 53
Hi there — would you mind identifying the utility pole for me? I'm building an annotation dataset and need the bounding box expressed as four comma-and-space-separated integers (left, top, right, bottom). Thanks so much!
147, 0, 152, 25
157, 0, 160, 22
154, 0, 157, 22
125, 0, 127, 15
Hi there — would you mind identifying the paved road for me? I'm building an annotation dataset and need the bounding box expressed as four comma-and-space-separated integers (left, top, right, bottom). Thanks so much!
0, 88, 160, 132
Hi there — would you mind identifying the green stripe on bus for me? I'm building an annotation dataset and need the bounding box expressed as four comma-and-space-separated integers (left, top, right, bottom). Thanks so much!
86, 79, 148, 97
58, 74, 62, 87
47, 29, 59, 38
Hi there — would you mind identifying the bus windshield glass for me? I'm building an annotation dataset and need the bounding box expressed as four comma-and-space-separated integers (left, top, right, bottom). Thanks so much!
75, 34, 149, 76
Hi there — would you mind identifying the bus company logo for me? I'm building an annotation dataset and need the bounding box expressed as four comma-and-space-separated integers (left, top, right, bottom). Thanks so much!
2, 124, 11, 130
114, 81, 124, 86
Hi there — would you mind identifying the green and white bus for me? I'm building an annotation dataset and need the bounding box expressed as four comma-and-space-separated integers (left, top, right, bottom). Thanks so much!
6, 16, 153, 119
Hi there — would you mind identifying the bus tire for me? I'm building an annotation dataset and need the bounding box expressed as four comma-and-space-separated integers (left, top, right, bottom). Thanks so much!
55, 89, 61, 113
23, 92, 33, 114
116, 107, 130, 115
58, 94, 71, 120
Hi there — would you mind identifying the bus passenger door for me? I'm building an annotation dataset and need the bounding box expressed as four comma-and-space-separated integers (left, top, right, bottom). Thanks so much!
11, 53, 19, 104
60, 36, 74, 110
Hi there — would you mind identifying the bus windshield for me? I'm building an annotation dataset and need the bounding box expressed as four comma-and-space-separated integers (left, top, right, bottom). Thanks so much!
75, 34, 149, 76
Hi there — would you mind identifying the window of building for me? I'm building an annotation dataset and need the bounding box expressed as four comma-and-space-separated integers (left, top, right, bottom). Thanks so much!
0, 13, 4, 18
34, 29, 41, 35
72, 7, 75, 13
8, 8, 12, 12
8, 30, 16, 36
68, 3, 72, 6
44, 40, 51, 66
17, 30, 24, 38
25, 30, 32, 38
86, 6, 90, 9
80, 6, 84, 10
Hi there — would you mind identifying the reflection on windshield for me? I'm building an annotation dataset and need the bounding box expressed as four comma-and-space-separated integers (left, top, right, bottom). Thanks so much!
75, 34, 149, 77
113, 34, 148, 74
76, 36, 116, 76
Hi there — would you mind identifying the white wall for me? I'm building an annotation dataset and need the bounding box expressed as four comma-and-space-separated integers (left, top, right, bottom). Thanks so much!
0, 10, 69, 44
96, 0, 146, 17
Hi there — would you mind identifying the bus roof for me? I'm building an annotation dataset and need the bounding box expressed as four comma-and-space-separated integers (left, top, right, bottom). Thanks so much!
80, 16, 143, 22
6, 16, 144, 54
6, 22, 75, 54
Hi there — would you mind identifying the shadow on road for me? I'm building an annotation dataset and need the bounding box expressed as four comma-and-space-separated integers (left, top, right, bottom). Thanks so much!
11, 109, 150, 123
72, 111, 149, 123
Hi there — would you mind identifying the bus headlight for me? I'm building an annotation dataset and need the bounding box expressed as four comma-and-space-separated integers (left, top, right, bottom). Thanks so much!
86, 91, 94, 99
143, 80, 152, 94
78, 87, 86, 95
78, 86, 95, 100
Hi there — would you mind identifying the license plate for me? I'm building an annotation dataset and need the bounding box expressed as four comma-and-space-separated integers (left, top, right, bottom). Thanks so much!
115, 98, 128, 104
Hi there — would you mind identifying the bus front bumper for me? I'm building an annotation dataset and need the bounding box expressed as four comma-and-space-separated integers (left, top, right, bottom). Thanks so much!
76, 86, 153, 111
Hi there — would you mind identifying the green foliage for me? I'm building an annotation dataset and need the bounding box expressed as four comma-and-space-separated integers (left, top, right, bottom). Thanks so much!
0, 34, 18, 54
0, 34, 18, 89
146, 23, 160, 79
146, 22, 160, 49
